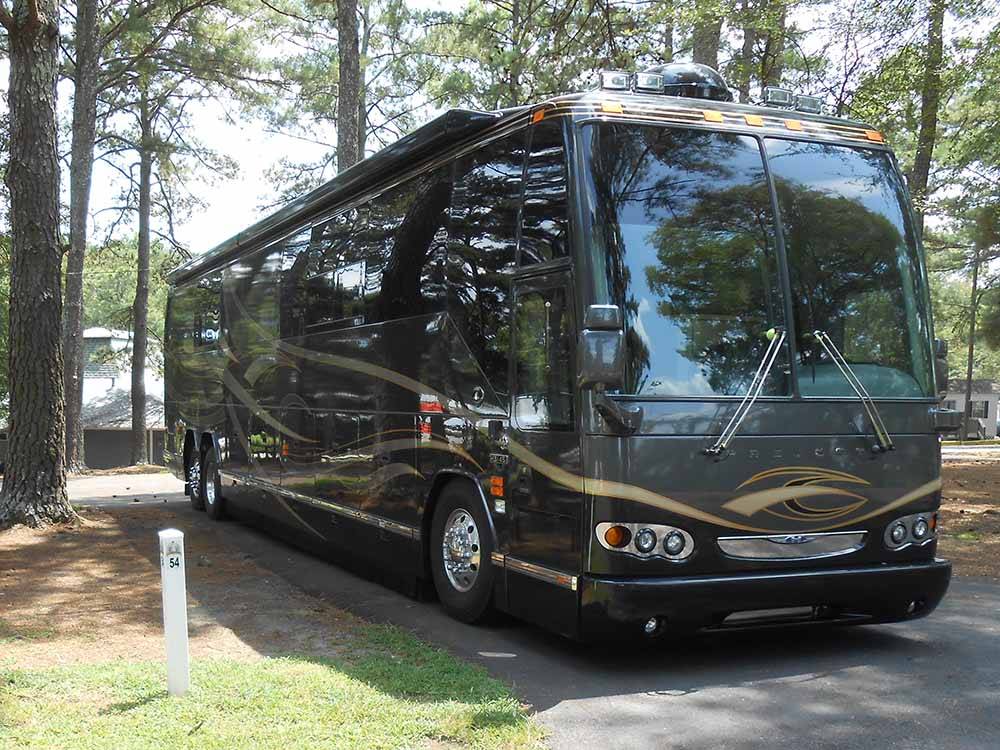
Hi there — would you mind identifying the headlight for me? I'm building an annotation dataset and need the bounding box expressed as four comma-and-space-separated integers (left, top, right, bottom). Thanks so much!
885, 512, 938, 549
634, 528, 657, 553
664, 530, 686, 556
890, 522, 907, 544
595, 522, 694, 560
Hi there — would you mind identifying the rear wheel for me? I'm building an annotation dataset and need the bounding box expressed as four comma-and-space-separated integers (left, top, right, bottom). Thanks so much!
201, 448, 226, 520
187, 445, 204, 511
430, 482, 495, 623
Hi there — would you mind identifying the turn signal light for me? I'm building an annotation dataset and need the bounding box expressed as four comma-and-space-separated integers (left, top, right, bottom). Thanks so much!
489, 476, 504, 497
604, 525, 631, 548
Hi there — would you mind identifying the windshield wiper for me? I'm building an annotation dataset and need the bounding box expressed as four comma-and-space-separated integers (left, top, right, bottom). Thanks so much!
705, 328, 786, 456
812, 330, 895, 453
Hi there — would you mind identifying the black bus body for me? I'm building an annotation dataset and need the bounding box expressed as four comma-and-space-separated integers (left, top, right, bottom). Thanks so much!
165, 70, 956, 639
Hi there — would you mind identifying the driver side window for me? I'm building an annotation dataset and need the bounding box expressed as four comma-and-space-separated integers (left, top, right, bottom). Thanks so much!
513, 284, 574, 430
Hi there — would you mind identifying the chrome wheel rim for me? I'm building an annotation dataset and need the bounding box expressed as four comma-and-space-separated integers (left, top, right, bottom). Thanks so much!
442, 508, 481, 593
188, 460, 201, 499
205, 473, 216, 505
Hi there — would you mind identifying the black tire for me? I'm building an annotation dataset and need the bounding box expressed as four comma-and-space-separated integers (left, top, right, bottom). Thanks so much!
201, 448, 226, 520
430, 482, 495, 624
187, 446, 205, 511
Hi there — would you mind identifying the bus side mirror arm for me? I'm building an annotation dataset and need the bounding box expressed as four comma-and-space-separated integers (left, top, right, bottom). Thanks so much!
578, 305, 643, 434
593, 390, 643, 434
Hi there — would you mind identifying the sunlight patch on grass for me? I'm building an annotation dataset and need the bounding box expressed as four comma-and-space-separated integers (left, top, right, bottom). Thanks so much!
0, 625, 544, 750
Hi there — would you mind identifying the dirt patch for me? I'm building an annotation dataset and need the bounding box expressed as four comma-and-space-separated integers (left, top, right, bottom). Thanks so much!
0, 506, 363, 670
939, 461, 1000, 580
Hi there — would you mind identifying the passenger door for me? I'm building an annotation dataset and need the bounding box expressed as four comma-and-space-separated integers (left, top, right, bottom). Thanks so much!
507, 269, 582, 575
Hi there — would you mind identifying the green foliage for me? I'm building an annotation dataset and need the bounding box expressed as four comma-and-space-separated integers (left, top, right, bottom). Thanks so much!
79, 240, 179, 374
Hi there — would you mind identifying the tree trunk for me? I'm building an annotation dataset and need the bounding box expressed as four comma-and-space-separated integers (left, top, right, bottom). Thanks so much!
63, 0, 100, 472
737, 0, 757, 103
760, 1, 786, 87
356, 0, 372, 165
911, 0, 945, 234
130, 91, 152, 465
337, 0, 361, 172
0, 0, 75, 528
962, 248, 981, 444
662, 0, 674, 62
692, 0, 723, 69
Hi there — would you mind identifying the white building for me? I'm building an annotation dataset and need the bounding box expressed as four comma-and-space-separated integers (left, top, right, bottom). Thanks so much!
943, 379, 1000, 439
80, 328, 166, 467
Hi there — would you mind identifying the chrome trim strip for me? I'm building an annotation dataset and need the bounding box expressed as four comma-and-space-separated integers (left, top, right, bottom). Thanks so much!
717, 530, 867, 560
492, 553, 578, 592
219, 470, 421, 541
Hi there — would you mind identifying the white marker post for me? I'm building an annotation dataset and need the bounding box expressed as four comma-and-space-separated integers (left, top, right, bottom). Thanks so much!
158, 528, 190, 696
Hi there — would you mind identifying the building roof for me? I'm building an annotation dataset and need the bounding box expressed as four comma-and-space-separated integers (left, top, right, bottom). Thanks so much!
83, 327, 130, 340
81, 389, 165, 429
947, 379, 1000, 395
83, 338, 121, 378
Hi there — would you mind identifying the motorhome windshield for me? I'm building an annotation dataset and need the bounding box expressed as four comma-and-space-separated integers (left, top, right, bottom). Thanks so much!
582, 122, 934, 399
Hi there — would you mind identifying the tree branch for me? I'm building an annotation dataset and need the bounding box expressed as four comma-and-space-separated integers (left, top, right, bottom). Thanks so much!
0, 0, 15, 32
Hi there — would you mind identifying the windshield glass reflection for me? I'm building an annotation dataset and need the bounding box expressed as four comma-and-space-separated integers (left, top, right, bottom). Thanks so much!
765, 139, 934, 398
583, 123, 788, 397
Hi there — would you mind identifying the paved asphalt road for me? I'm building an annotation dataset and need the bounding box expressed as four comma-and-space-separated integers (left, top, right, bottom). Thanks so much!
72, 474, 1000, 750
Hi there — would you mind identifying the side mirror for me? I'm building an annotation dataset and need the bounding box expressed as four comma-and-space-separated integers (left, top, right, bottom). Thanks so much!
578, 305, 642, 433
934, 338, 949, 398
578, 305, 625, 389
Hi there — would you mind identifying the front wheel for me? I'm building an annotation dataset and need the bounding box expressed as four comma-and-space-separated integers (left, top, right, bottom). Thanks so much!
430, 482, 495, 623
201, 449, 226, 520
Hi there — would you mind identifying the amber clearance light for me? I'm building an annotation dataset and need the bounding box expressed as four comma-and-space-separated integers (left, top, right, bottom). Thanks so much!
604, 525, 631, 548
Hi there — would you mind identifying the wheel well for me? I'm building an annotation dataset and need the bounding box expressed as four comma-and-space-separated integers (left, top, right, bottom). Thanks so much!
421, 472, 495, 580
199, 432, 216, 462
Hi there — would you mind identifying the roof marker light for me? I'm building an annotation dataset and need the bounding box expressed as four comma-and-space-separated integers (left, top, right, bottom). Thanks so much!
531, 109, 545, 123
745, 114, 764, 127
601, 101, 624, 114
865, 130, 885, 143
795, 94, 824, 114
600, 70, 631, 91
703, 109, 724, 123
634, 72, 664, 93
763, 86, 795, 107
784, 118, 803, 131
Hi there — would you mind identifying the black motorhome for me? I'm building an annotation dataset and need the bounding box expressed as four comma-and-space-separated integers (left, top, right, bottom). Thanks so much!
165, 64, 959, 639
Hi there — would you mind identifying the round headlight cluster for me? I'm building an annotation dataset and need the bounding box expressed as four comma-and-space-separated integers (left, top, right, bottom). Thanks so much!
885, 512, 938, 549
596, 522, 694, 560
634, 528, 657, 553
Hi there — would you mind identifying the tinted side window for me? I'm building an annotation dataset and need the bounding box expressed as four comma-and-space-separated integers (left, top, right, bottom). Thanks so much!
359, 181, 418, 324
293, 213, 369, 333
513, 285, 574, 429
377, 168, 451, 320
224, 244, 281, 350
448, 130, 527, 396
520, 119, 569, 265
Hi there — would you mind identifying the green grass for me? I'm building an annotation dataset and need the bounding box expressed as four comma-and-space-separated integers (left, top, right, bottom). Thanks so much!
0, 625, 545, 750
0, 619, 56, 645
954, 531, 982, 541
